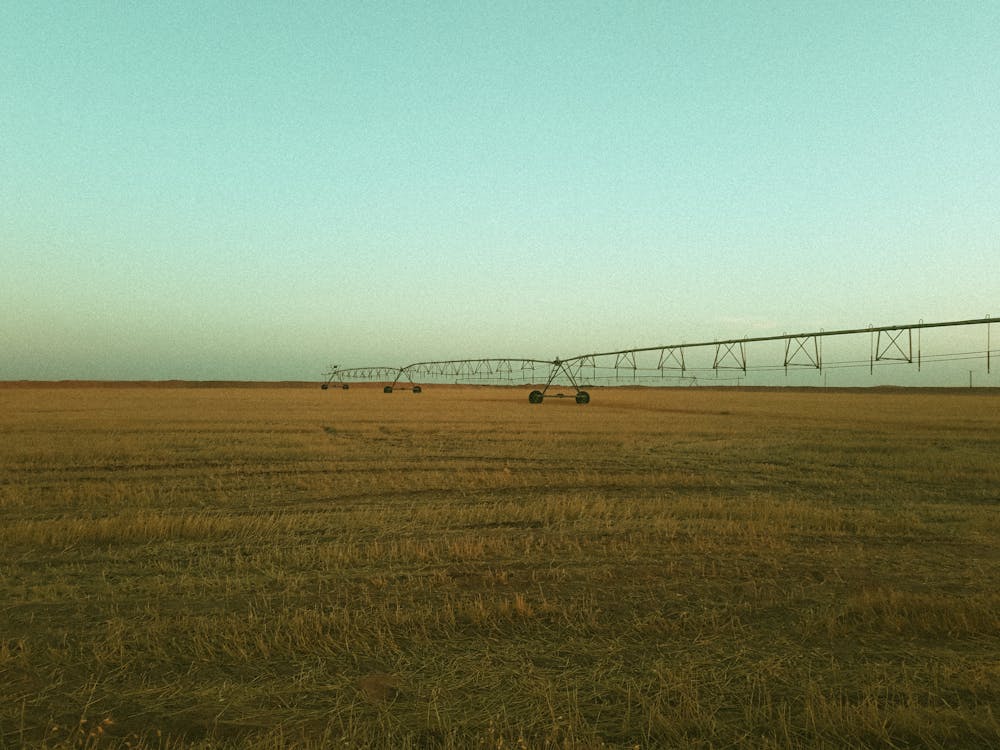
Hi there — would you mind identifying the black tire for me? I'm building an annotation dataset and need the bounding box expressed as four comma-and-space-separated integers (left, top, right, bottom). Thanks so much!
575, 391, 590, 404
321, 383, 329, 390
342, 384, 349, 390
528, 390, 544, 404
412, 386, 422, 394
383, 386, 393, 394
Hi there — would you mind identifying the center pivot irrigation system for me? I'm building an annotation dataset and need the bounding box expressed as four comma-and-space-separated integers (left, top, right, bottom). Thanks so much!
322, 316, 995, 403
324, 358, 594, 402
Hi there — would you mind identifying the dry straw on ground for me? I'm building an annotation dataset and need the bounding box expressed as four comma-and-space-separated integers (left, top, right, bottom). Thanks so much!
1, 384, 998, 748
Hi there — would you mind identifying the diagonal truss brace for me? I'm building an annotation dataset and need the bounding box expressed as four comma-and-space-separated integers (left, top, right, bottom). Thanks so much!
614, 351, 637, 380
657, 346, 686, 373
877, 328, 912, 361
871, 328, 912, 374
784, 335, 822, 372
714, 340, 747, 372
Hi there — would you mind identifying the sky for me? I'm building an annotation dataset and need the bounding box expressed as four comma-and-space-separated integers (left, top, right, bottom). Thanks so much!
2, 1, 998, 384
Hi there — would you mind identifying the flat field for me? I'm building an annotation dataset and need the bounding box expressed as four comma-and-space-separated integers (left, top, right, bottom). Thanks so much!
1, 384, 998, 749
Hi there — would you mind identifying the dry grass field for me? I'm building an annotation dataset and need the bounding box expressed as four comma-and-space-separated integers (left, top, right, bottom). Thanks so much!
1, 384, 998, 749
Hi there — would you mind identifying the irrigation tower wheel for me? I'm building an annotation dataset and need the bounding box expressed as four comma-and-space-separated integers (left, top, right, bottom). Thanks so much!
528, 390, 544, 404
575, 391, 590, 404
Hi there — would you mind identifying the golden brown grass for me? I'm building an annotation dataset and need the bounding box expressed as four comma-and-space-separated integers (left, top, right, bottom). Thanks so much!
1, 385, 998, 748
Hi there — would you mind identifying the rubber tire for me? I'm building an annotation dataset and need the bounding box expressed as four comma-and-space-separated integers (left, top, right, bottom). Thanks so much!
575, 390, 590, 404
321, 383, 329, 390
342, 384, 349, 390
412, 386, 422, 394
528, 390, 544, 404
383, 386, 393, 394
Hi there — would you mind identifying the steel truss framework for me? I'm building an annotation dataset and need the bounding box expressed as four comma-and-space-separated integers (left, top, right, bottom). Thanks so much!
323, 316, 994, 403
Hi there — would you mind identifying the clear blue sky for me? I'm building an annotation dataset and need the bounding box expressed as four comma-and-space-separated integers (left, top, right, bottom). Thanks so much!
3, 1, 998, 383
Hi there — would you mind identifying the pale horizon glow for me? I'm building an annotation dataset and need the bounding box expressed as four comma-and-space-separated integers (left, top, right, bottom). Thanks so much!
2, 2, 998, 385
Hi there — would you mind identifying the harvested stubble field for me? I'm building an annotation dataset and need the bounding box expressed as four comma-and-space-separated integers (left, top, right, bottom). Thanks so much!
1, 384, 998, 750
